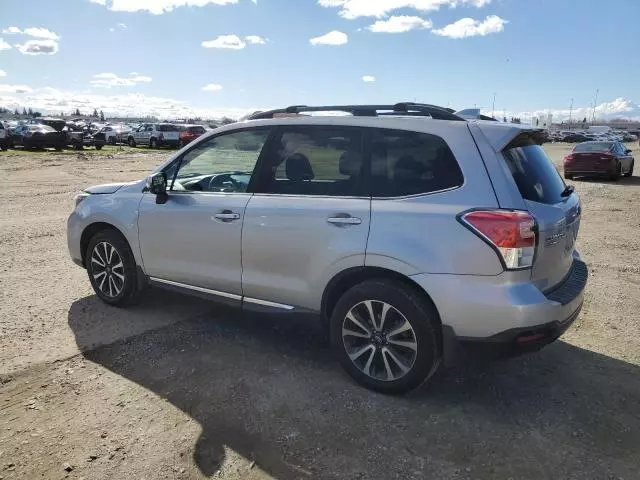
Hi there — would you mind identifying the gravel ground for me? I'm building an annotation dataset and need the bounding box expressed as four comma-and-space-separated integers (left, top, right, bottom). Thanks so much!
1, 143, 639, 479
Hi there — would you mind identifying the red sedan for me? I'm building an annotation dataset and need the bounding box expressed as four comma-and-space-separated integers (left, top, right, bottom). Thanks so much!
564, 141, 634, 181
178, 125, 207, 147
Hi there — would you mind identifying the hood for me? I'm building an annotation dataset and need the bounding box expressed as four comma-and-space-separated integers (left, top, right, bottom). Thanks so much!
84, 182, 129, 194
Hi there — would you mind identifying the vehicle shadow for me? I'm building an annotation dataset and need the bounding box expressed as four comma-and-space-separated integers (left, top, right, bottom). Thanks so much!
68, 296, 640, 479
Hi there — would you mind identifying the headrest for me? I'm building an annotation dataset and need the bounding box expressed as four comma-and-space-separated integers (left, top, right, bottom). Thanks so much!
339, 151, 362, 176
285, 153, 314, 181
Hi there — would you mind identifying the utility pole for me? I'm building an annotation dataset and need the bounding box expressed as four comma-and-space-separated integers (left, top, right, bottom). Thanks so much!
568, 98, 573, 129
591, 89, 599, 123
491, 93, 496, 118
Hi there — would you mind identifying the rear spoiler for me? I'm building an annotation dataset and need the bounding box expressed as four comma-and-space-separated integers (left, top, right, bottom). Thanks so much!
473, 122, 547, 152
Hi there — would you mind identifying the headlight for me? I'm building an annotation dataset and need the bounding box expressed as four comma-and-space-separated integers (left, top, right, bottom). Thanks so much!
74, 192, 90, 207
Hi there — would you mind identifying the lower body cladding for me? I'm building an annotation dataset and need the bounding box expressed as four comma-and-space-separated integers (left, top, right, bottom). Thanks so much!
410, 256, 588, 365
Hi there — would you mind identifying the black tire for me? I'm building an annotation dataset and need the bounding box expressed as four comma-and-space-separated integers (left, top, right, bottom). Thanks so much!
150, 137, 157, 149
86, 229, 142, 307
95, 144, 103, 151
128, 137, 136, 147
54, 146, 63, 152
623, 160, 634, 178
330, 279, 441, 394
610, 162, 621, 181
74, 141, 83, 151
109, 136, 117, 145
1, 144, 8, 151
564, 172, 574, 180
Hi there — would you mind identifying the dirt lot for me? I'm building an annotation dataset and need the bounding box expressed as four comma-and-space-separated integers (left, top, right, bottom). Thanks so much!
1, 143, 639, 480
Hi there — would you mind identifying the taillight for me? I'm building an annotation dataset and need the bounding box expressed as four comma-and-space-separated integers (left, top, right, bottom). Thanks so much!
459, 210, 537, 270
564, 154, 574, 163
599, 154, 613, 161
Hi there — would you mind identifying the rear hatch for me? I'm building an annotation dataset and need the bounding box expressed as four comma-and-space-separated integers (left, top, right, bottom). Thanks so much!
501, 133, 581, 291
158, 124, 179, 140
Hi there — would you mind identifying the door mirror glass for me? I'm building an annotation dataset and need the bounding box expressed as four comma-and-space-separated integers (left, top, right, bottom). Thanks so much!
626, 149, 632, 154
147, 172, 167, 195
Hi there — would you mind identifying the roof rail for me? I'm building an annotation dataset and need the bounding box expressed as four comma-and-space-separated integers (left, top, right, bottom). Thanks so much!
247, 103, 465, 121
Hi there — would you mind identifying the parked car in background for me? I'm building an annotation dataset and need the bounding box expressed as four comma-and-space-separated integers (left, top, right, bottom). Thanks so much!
178, 124, 207, 146
563, 132, 591, 143
97, 124, 132, 145
12, 124, 66, 150
68, 102, 587, 393
66, 123, 106, 150
0, 121, 9, 150
26, 117, 67, 133
127, 123, 180, 148
564, 141, 634, 180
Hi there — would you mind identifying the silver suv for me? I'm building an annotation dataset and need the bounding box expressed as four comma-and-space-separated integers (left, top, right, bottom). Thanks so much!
67, 103, 587, 393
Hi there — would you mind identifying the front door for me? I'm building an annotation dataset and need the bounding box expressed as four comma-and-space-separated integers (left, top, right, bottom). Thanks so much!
242, 125, 371, 311
137, 127, 272, 297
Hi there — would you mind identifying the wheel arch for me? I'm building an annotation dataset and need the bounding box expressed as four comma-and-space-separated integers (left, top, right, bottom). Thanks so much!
80, 222, 128, 267
321, 266, 442, 327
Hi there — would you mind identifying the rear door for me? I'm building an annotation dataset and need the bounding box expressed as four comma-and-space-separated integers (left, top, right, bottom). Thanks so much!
241, 125, 370, 311
502, 134, 580, 291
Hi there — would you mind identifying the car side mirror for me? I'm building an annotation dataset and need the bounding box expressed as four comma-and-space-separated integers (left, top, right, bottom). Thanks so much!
626, 149, 632, 154
147, 172, 168, 204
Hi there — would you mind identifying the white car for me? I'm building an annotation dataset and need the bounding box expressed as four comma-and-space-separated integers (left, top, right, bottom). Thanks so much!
127, 123, 180, 148
99, 125, 132, 145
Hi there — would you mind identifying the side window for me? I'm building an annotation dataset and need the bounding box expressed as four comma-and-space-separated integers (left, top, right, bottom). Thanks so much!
168, 128, 270, 193
263, 126, 364, 196
370, 129, 464, 197
146, 125, 154, 132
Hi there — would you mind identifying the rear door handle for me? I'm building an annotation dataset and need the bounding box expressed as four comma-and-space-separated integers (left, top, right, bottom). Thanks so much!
327, 215, 362, 226
214, 210, 241, 221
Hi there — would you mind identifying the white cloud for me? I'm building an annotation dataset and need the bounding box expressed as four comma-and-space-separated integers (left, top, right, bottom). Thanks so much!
432, 15, 506, 38
245, 35, 265, 44
318, 0, 492, 19
202, 83, 223, 91
118, 23, 127, 28
0, 85, 256, 119
362, 75, 376, 82
368, 15, 432, 33
89, 0, 239, 15
0, 69, 6, 77
109, 28, 115, 32
2, 27, 59, 39
202, 34, 246, 49
309, 30, 348, 46
90, 72, 152, 88
0, 38, 11, 50
0, 84, 33, 93
16, 40, 59, 55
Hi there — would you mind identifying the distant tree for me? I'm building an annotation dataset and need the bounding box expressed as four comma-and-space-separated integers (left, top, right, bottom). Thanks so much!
14, 108, 20, 116
60, 112, 64, 118
99, 110, 105, 122
220, 116, 235, 125
22, 107, 28, 116
27, 107, 33, 116
75, 108, 81, 116
92, 108, 99, 118
503, 116, 507, 123
33, 111, 42, 118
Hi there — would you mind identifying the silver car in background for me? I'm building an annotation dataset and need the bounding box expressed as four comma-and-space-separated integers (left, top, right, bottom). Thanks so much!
67, 103, 587, 393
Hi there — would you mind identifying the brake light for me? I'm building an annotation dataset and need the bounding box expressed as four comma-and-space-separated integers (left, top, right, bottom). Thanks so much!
460, 210, 537, 270
564, 154, 574, 163
599, 154, 613, 161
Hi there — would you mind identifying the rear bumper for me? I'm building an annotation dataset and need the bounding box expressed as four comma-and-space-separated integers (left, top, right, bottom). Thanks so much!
410, 256, 588, 365
565, 165, 616, 175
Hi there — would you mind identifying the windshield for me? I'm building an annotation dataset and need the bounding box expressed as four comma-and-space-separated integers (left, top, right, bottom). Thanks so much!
574, 142, 613, 153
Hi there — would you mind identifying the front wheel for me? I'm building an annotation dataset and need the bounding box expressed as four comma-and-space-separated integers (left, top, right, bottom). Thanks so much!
623, 160, 634, 178
150, 137, 157, 149
86, 229, 142, 306
95, 144, 103, 151
128, 137, 136, 147
330, 280, 441, 394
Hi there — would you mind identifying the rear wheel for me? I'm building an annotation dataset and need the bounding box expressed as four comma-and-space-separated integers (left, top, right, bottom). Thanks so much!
86, 229, 142, 307
95, 144, 103, 151
128, 137, 136, 147
610, 162, 621, 181
330, 279, 441, 394
150, 137, 157, 149
623, 160, 634, 178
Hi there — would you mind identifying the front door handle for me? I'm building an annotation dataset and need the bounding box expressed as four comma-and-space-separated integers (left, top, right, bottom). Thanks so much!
214, 210, 241, 221
327, 215, 362, 226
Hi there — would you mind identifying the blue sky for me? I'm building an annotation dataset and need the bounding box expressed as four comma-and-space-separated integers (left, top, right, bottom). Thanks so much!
1, 0, 639, 119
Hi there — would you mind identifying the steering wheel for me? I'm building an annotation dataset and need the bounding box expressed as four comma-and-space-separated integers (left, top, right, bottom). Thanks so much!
208, 174, 242, 192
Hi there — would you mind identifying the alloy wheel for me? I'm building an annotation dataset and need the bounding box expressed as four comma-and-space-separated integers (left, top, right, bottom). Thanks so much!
90, 241, 125, 298
342, 300, 418, 382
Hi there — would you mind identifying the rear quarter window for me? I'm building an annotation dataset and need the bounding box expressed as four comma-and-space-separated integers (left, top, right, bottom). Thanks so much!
157, 124, 179, 132
502, 136, 566, 205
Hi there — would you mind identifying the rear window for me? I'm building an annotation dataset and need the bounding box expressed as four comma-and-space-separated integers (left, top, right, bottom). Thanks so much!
370, 129, 464, 197
188, 126, 206, 134
157, 124, 178, 132
502, 136, 566, 205
573, 142, 612, 153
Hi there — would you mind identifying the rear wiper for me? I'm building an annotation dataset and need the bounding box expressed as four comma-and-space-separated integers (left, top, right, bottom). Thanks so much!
561, 184, 575, 197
